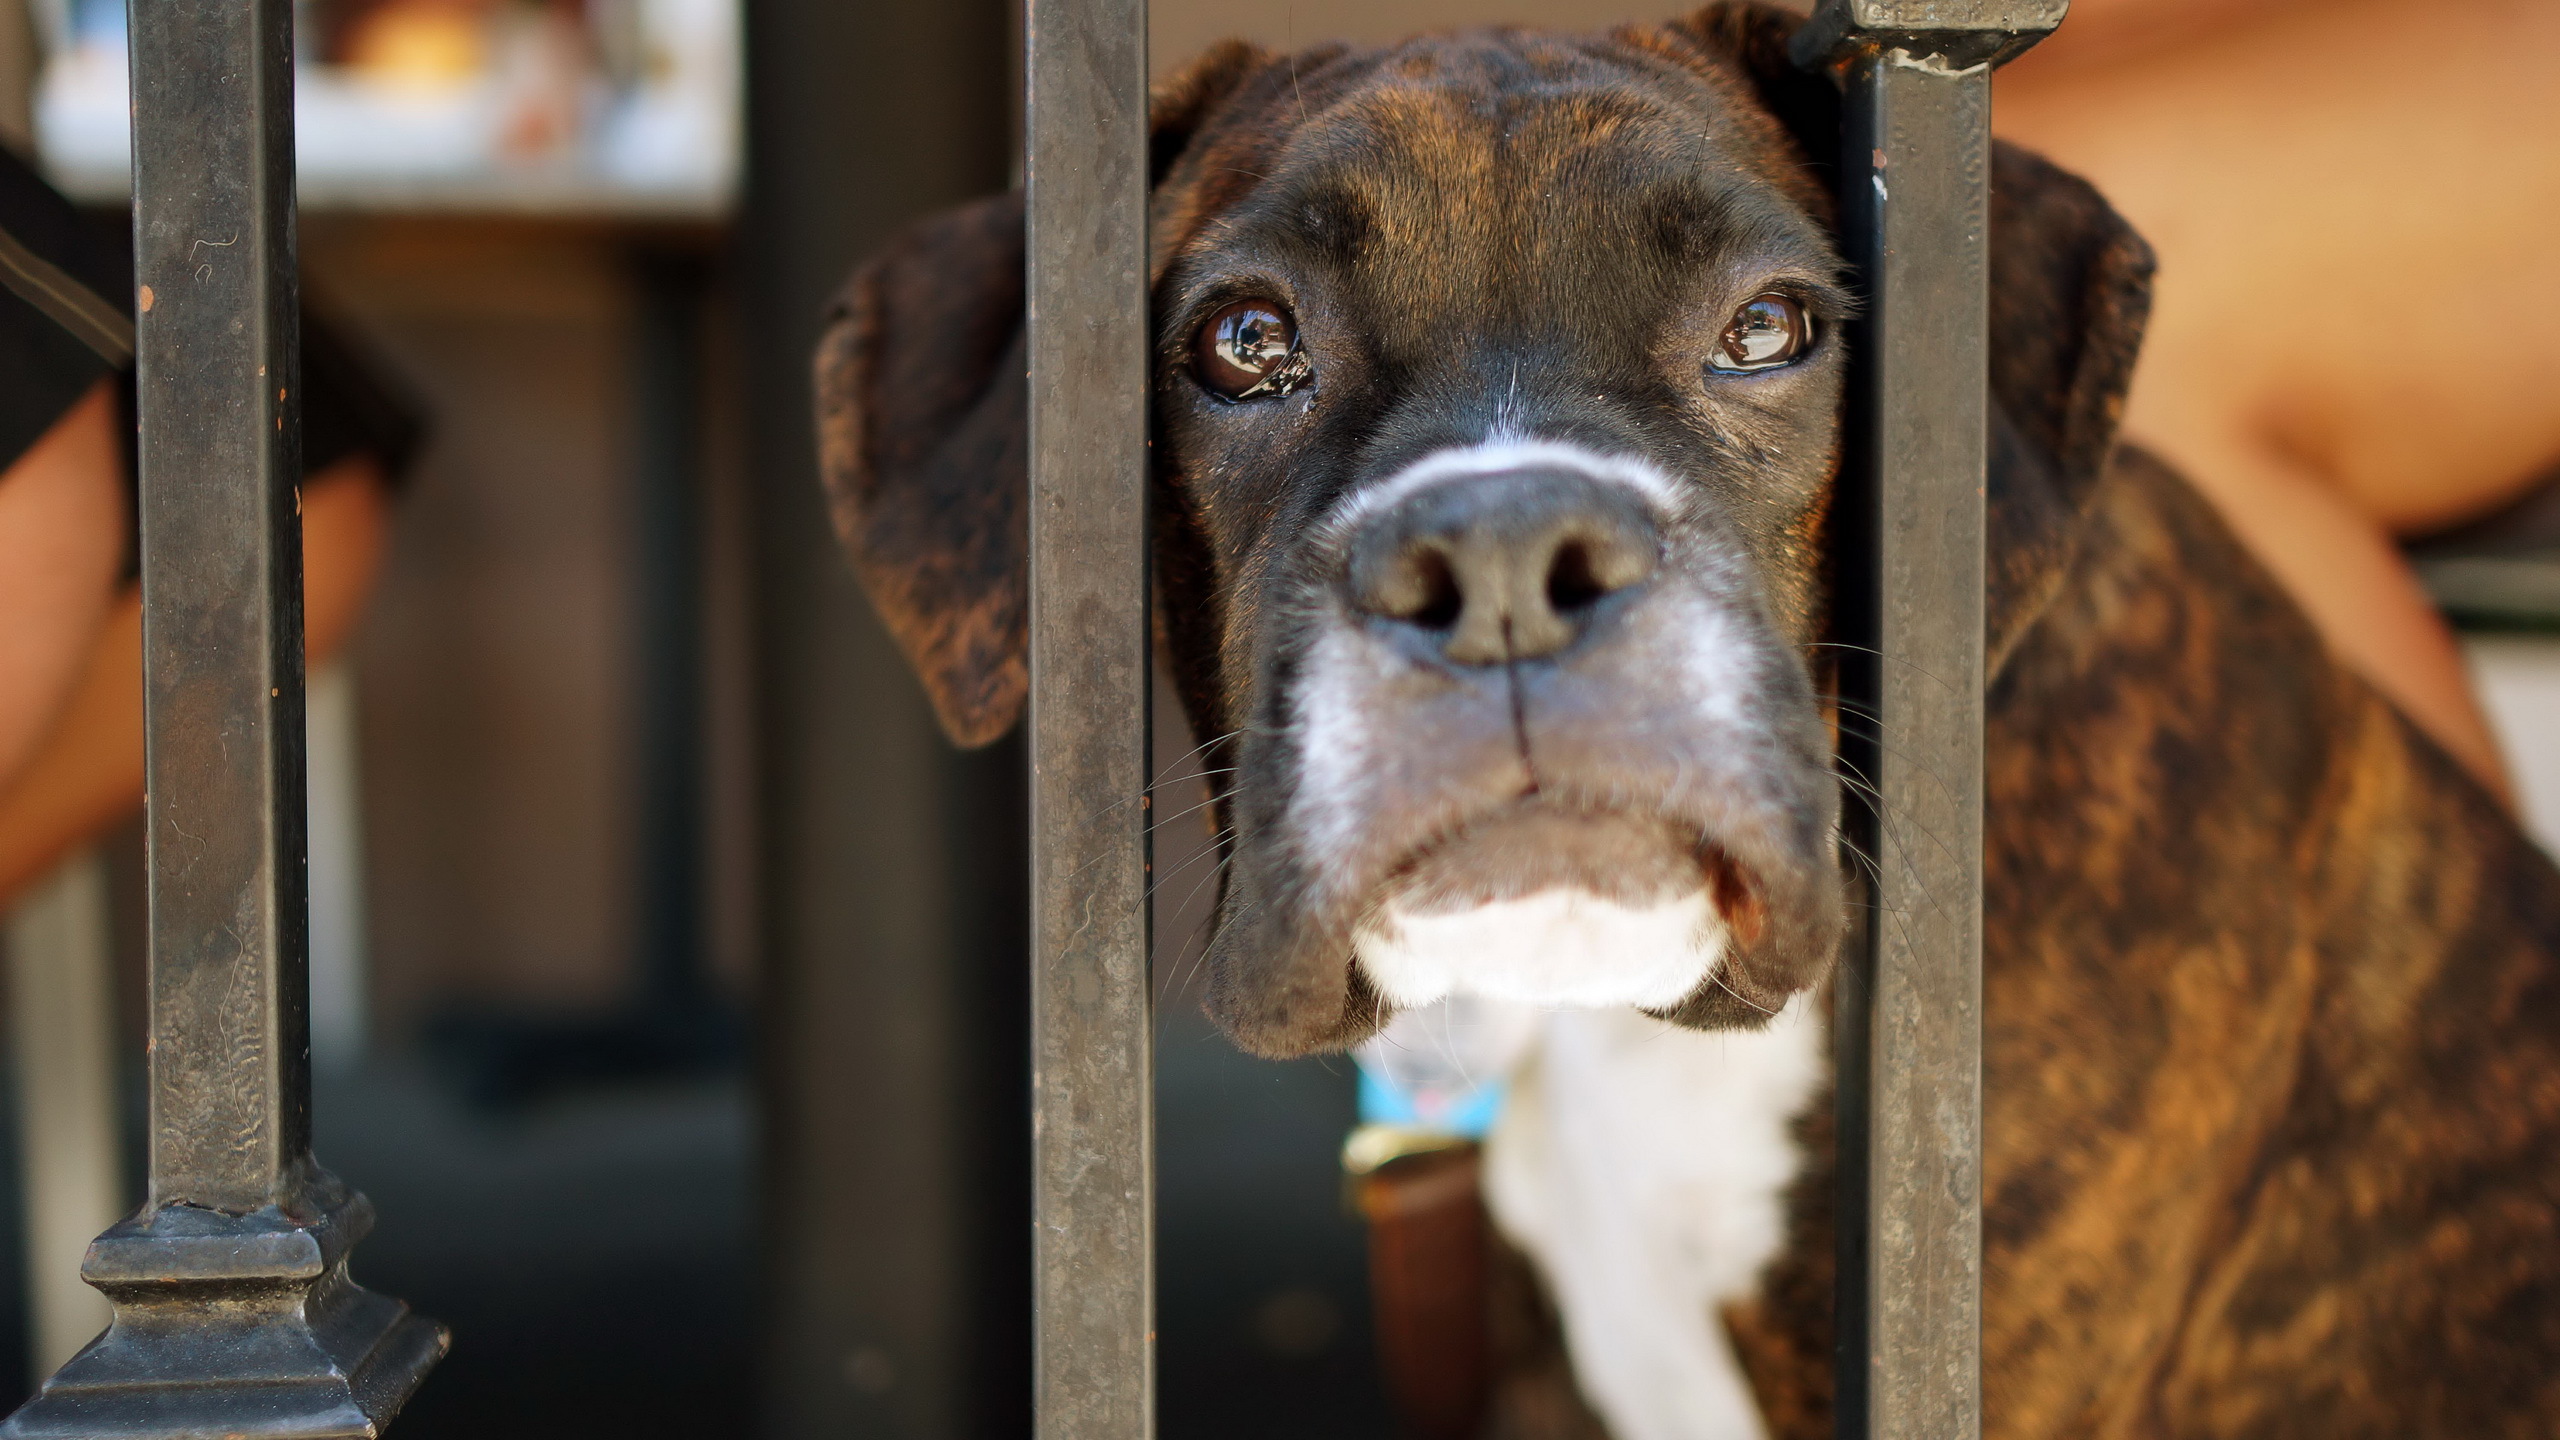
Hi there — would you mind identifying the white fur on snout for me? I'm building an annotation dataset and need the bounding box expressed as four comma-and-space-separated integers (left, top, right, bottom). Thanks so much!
1320, 435, 1684, 542
1354, 888, 1726, 1009
1292, 624, 1392, 891
1290, 437, 1730, 912
1284, 433, 1815, 1440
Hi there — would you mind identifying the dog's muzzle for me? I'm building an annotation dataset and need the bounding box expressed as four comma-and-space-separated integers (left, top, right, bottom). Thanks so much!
1207, 440, 1839, 1052
1342, 464, 1662, 667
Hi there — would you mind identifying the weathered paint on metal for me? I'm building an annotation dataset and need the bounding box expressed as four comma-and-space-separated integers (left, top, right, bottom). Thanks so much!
1026, 0, 1156, 1436
1794, 5, 2062, 1438
0, 0, 444, 1430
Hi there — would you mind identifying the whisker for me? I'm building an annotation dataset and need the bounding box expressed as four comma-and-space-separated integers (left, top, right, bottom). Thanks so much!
1826, 755, 1967, 917
1708, 955, 1780, 1020
1141, 776, 1241, 842
1067, 725, 1251, 837
1801, 642, 1963, 696
1822, 713, 1967, 811
1829, 809, 1950, 963
1142, 824, 1238, 906
1156, 847, 1243, 1013
1150, 726, 1247, 786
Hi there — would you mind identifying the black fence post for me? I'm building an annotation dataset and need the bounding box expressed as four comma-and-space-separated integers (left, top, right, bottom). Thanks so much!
0, 0, 445, 1430
1025, 0, 1153, 1435
739, 0, 1021, 1427
1787, 5, 2062, 1438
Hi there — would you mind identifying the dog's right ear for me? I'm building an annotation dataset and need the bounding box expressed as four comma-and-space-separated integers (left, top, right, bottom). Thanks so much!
815, 41, 1272, 748
816, 191, 1029, 748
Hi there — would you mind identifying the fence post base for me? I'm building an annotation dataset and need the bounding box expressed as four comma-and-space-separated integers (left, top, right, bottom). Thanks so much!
0, 1173, 445, 1439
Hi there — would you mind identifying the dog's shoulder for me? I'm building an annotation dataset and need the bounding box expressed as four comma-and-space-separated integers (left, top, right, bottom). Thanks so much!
1984, 444, 2560, 1435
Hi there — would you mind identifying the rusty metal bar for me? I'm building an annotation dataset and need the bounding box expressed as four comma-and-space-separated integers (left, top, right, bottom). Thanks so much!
1790, 6, 2062, 1439
0, 0, 444, 1429
1025, 0, 1154, 1435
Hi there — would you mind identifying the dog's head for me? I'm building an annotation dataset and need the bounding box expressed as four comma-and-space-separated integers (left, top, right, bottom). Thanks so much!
817, 3, 2151, 1056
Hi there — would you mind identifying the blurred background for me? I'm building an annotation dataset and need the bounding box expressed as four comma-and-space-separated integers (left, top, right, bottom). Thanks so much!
0, 1, 2551, 1438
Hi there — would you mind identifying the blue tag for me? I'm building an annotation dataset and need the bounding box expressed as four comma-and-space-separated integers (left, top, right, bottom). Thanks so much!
1357, 1063, 1508, 1139
1351, 996, 1540, 1141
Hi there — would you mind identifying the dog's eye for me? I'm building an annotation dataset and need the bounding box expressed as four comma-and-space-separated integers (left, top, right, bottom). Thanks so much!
1194, 299, 1313, 400
1708, 295, 1813, 375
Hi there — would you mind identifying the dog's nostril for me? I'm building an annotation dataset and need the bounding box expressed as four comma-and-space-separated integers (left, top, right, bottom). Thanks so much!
1561, 524, 1656, 600
1360, 543, 1467, 629
1344, 465, 1661, 665
1409, 549, 1463, 630
1546, 539, 1605, 613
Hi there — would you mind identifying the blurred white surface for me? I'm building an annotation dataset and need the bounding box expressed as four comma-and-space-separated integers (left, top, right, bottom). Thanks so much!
2467, 634, 2560, 859
31, 0, 736, 215
308, 662, 370, 1074
5, 850, 120, 1378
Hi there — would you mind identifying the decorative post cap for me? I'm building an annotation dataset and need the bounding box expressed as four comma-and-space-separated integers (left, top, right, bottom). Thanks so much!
1790, 0, 2071, 71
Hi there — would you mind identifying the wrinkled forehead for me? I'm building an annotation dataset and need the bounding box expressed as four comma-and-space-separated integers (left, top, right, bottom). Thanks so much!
1173, 32, 1836, 318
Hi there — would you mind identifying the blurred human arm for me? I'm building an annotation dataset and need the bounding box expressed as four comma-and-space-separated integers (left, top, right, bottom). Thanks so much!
1995, 0, 2560, 803
0, 382, 124, 796
2004, 0, 2319, 75
0, 454, 390, 908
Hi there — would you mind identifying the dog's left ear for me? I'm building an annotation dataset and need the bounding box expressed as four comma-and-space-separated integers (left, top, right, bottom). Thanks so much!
1977, 144, 2155, 671
1678, 3, 2156, 673
815, 41, 1272, 748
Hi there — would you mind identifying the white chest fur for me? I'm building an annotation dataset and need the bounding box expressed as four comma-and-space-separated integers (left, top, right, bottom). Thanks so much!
1480, 999, 1825, 1440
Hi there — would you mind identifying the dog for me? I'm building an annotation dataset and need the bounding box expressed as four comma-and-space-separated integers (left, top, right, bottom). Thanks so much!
813, 6, 2560, 1436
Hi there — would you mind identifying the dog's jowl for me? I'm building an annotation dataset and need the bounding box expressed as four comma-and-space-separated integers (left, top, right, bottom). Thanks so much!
816, 6, 2560, 1437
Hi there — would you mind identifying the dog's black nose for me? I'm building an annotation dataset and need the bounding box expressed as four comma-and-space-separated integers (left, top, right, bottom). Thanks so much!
1345, 467, 1660, 665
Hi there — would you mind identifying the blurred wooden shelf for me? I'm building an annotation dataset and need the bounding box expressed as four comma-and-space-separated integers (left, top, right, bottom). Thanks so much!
44, 163, 734, 222
2422, 554, 2560, 635
2412, 473, 2560, 634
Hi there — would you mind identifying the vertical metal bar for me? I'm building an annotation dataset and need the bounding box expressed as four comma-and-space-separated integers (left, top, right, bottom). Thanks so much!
1789, 7, 2061, 1440
1026, 0, 1153, 1435
0, 0, 444, 1428
1848, 57, 1991, 1439
742, 0, 1024, 1426
134, 0, 311, 1220
631, 249, 710, 1014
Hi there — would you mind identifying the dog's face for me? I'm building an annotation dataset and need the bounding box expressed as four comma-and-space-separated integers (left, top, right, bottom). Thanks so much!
818, 4, 2150, 1057
1150, 24, 1853, 1050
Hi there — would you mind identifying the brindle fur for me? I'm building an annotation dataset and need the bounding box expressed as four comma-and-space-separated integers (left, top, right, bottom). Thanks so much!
814, 5, 2560, 1433
815, 188, 1028, 747
1725, 445, 2560, 1440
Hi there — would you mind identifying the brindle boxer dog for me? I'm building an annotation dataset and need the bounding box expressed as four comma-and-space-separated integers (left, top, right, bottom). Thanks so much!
813, 6, 2560, 1436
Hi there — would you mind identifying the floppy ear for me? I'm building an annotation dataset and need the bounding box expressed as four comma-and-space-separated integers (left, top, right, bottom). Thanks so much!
814, 41, 1274, 748
1978, 143, 2155, 673
1677, 2, 2156, 675
816, 192, 1029, 747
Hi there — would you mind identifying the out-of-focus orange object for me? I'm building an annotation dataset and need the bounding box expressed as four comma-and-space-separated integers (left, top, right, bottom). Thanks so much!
342, 0, 492, 91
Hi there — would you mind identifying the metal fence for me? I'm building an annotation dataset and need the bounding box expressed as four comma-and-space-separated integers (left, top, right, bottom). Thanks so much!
0, 0, 445, 1432
0, 0, 2054, 1434
1016, 2, 2060, 1437
1796, 6, 2065, 1433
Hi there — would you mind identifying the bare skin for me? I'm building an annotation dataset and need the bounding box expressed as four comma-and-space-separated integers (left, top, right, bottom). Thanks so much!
0, 383, 126, 793
1996, 0, 2560, 801
0, 453, 389, 908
